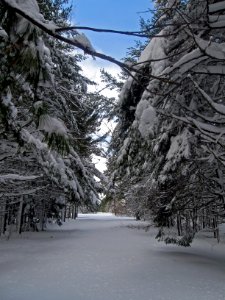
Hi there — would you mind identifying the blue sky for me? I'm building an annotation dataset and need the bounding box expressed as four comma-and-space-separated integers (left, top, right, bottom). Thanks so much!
72, 0, 153, 59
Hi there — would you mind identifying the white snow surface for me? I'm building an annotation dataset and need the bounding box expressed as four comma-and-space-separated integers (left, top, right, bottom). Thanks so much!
0, 213, 225, 300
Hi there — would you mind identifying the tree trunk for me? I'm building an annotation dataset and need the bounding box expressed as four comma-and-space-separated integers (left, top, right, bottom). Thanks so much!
63, 203, 66, 222
177, 212, 182, 236
2, 201, 8, 235
17, 197, 24, 234
39, 200, 46, 231
74, 203, 78, 219
213, 215, 220, 242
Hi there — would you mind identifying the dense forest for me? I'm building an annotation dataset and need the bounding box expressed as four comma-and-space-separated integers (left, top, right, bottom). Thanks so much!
0, 0, 225, 246
0, 0, 107, 235
108, 0, 225, 245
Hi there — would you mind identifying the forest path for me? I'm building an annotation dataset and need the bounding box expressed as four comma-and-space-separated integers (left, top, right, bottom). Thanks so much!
0, 213, 225, 300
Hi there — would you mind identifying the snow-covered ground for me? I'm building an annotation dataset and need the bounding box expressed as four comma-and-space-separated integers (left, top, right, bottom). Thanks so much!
0, 213, 225, 300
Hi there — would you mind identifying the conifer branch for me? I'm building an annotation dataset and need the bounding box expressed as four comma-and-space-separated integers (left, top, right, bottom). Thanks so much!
2, 0, 177, 85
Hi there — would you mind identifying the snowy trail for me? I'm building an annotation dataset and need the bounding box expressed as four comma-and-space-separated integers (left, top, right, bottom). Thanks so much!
0, 214, 225, 300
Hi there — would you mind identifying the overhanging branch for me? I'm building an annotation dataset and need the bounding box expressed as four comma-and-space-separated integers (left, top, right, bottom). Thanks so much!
55, 26, 150, 38
2, 0, 177, 85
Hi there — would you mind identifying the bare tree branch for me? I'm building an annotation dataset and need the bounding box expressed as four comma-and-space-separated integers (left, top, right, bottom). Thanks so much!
55, 25, 187, 39
55, 26, 151, 38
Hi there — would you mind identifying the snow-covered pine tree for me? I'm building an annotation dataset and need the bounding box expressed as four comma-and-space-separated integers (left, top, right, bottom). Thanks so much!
109, 0, 225, 244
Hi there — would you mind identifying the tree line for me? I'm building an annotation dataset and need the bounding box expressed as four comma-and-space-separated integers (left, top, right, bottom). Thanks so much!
0, 0, 109, 236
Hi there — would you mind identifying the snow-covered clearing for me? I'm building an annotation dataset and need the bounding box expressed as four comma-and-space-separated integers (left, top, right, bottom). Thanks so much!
0, 213, 225, 300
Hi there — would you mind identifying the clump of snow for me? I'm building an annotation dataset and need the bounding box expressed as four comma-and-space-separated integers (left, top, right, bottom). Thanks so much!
119, 29, 168, 106
117, 137, 131, 165
33, 100, 43, 112
135, 99, 149, 119
0, 27, 8, 39
21, 129, 86, 199
4, 0, 59, 32
38, 114, 68, 136
135, 100, 156, 139
163, 129, 190, 172
137, 29, 168, 76
118, 76, 134, 104
21, 129, 47, 150
138, 107, 156, 138
73, 33, 95, 52
37, 37, 51, 58
33, 37, 54, 86
1, 88, 18, 120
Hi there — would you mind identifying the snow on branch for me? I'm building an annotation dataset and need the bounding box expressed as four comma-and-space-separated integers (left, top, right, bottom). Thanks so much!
0, 186, 48, 197
209, 14, 225, 28
20, 129, 80, 199
1, 0, 176, 84
38, 114, 68, 137
194, 65, 225, 75
176, 7, 225, 60
1, 0, 133, 72
3, 0, 58, 31
72, 33, 95, 52
163, 49, 207, 79
194, 36, 225, 60
191, 118, 225, 136
189, 75, 225, 116
208, 1, 225, 13
158, 110, 225, 147
0, 174, 42, 181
